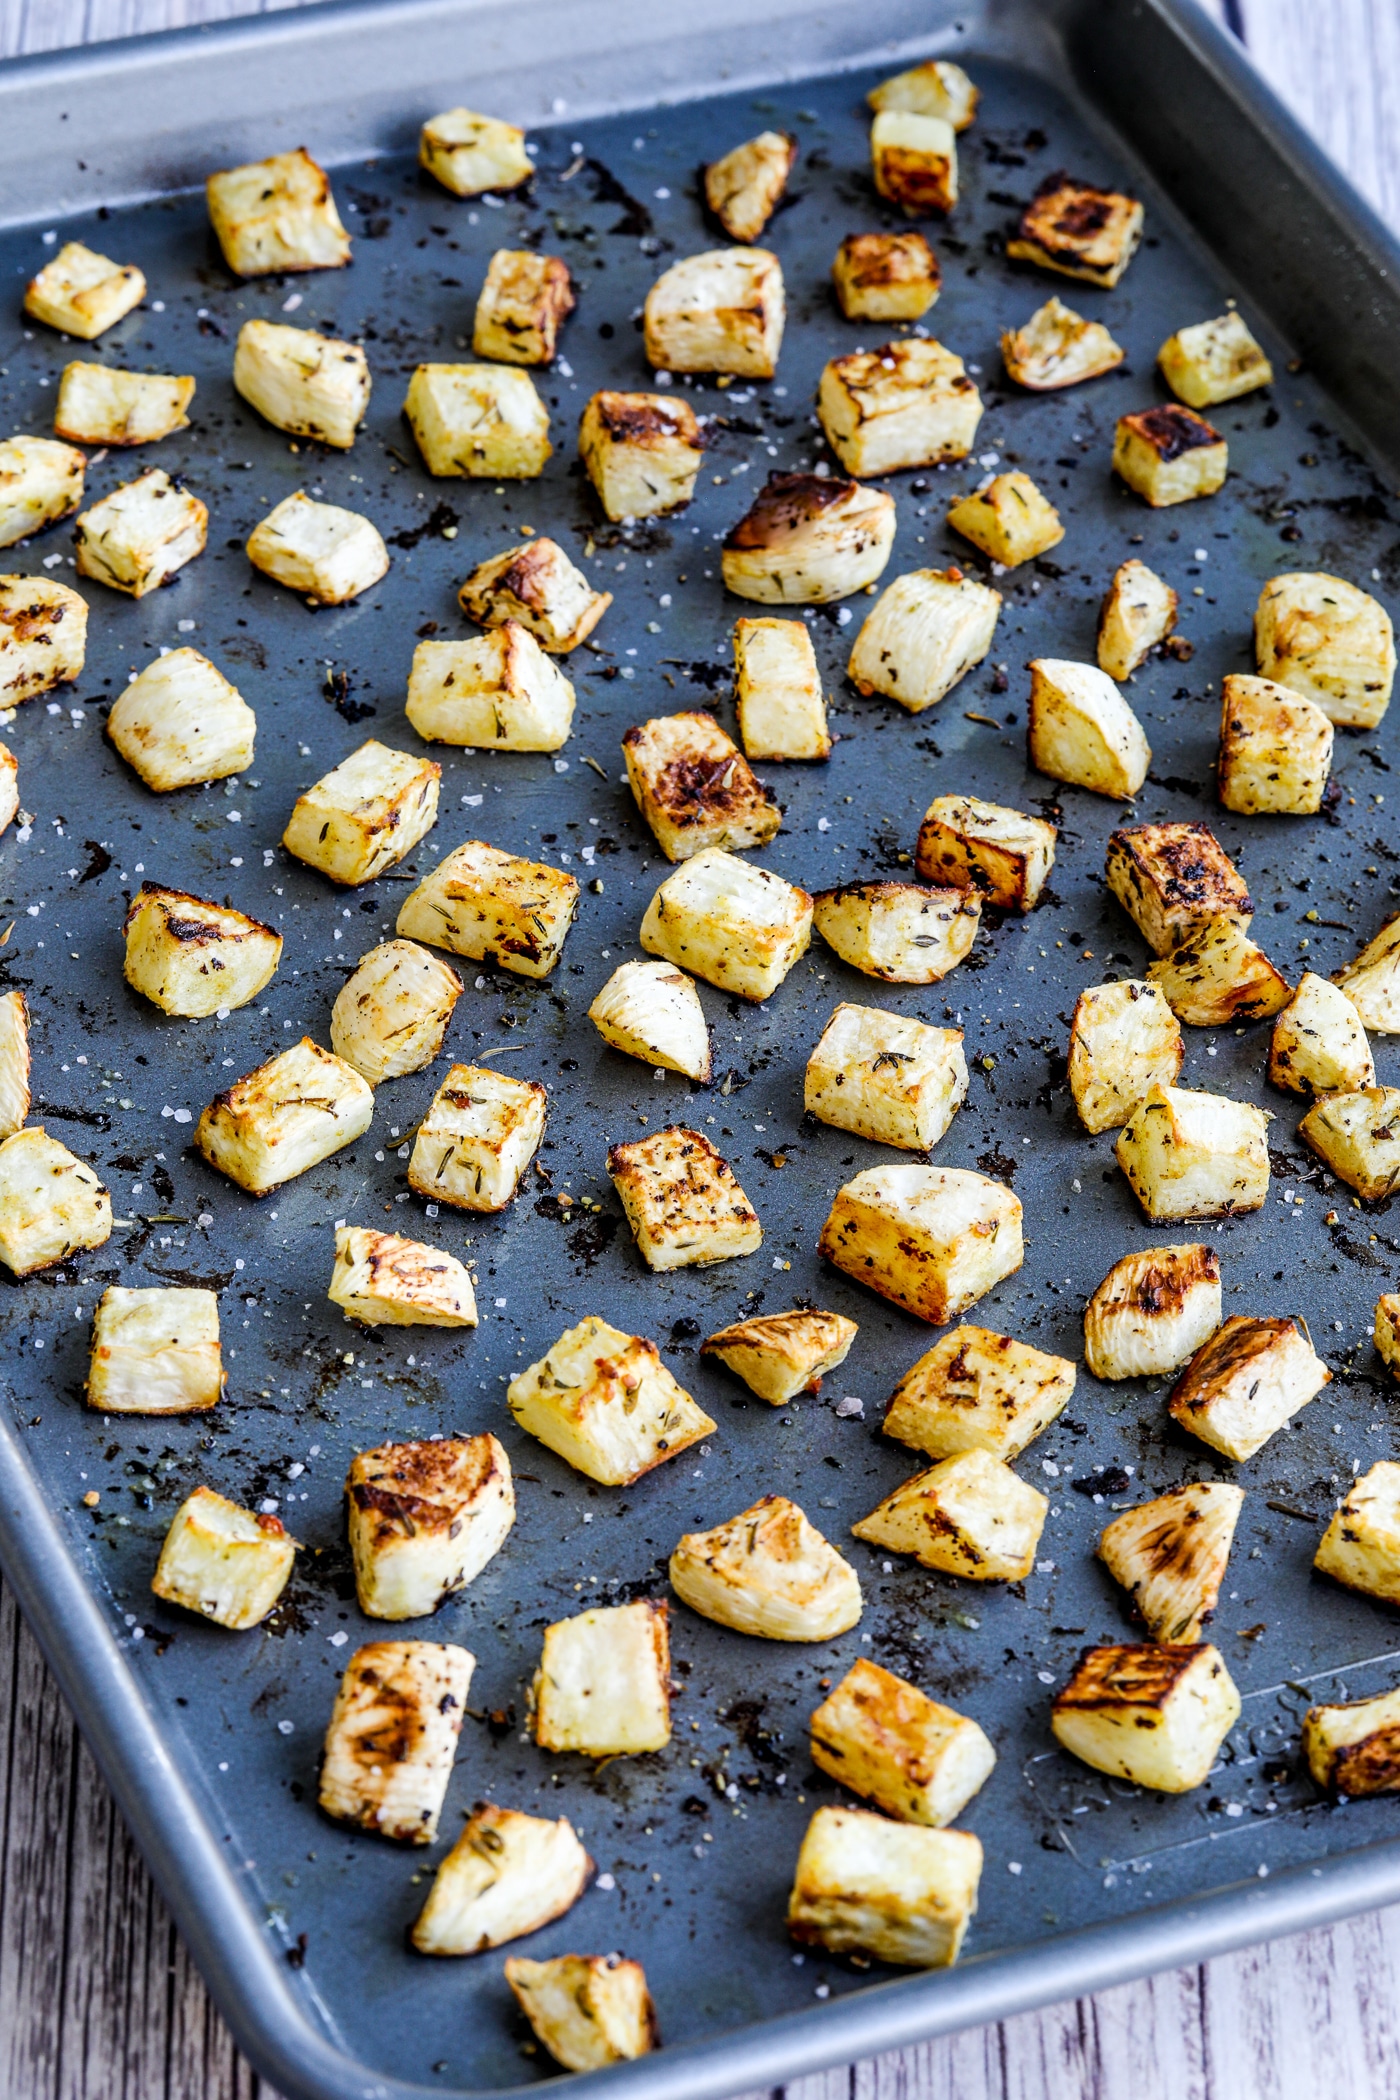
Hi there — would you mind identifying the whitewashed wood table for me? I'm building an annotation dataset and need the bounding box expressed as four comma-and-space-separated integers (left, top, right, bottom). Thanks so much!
4, 1, 1400, 2095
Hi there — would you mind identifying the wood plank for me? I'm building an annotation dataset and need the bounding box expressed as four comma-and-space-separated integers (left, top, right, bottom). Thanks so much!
5, 0, 88, 56
1237, 0, 1400, 233
0, 1583, 274, 2100
57, 1730, 166, 2100
0, 1575, 76, 2100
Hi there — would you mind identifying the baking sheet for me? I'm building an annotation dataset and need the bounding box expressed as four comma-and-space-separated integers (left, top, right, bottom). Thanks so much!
5, 3, 1400, 2096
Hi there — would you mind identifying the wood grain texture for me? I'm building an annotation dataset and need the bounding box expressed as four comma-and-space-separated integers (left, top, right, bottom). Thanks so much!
2, 0, 1400, 2095
1236, 0, 1400, 231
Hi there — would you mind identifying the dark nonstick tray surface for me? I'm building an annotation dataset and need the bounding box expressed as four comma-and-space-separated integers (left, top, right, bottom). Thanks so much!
6, 4, 1400, 2097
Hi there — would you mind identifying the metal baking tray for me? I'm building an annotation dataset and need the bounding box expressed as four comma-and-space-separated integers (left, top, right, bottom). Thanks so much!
4, 2, 1400, 2096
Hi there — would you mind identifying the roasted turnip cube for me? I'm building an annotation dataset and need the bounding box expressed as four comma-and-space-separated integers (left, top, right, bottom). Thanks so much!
1028, 656, 1150, 797
832, 232, 940, 323
639, 848, 811, 1001
1007, 173, 1143, 287
195, 1038, 373, 1196
870, 111, 958, 216
404, 363, 551, 479
1378, 1294, 1400, 1378
0, 434, 85, 549
587, 958, 711, 1083
88, 1285, 223, 1414
473, 248, 574, 366
670, 1495, 862, 1640
882, 1324, 1074, 1463
867, 59, 979, 128
407, 1062, 546, 1212
1002, 295, 1123, 390
54, 362, 193, 447
0, 574, 87, 705
608, 1125, 761, 1271
853, 1447, 1046, 1580
407, 625, 575, 752
122, 884, 280, 1019
1106, 820, 1252, 957
1254, 570, 1395, 729
1303, 1684, 1400, 1796
1334, 913, 1400, 1033
818, 339, 981, 477
320, 1640, 473, 1843
347, 1435, 513, 1617
946, 471, 1063, 569
1316, 1463, 1400, 1605
0, 991, 29, 1139
283, 741, 440, 886
721, 472, 896, 604
1097, 558, 1178, 680
848, 567, 1000, 712
819, 1164, 1022, 1323
411, 1804, 592, 1956
1051, 1643, 1239, 1791
1115, 1083, 1269, 1221
1083, 1243, 1221, 1381
420, 108, 532, 197
397, 840, 577, 978
508, 1315, 715, 1485
622, 710, 779, 861
1146, 919, 1291, 1028
1112, 405, 1227, 507
0, 747, 17, 844
74, 467, 206, 596
1068, 979, 1183, 1134
1158, 311, 1272, 408
704, 131, 797, 243
1217, 672, 1333, 814
457, 536, 609, 653
813, 881, 980, 983
787, 1807, 982, 1967
1169, 1314, 1329, 1460
1099, 1482, 1244, 1643
107, 648, 255, 790
151, 1487, 294, 1629
505, 1956, 656, 2071
733, 616, 831, 761
329, 939, 461, 1084
578, 391, 705, 521
804, 1003, 967, 1152
25, 239, 145, 337
207, 148, 351, 274
531, 1600, 670, 1754
809, 1658, 994, 1827
246, 491, 389, 606
233, 319, 370, 448
1270, 972, 1374, 1096
0, 1128, 110, 1276
329, 1227, 477, 1328
916, 792, 1055, 912
700, 1308, 857, 1405
643, 248, 785, 379
1300, 1085, 1400, 1200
